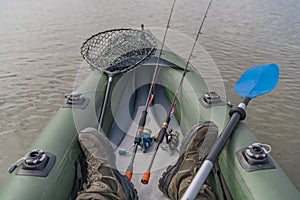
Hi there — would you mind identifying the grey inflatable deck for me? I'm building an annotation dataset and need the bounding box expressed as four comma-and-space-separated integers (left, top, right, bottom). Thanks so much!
107, 72, 182, 199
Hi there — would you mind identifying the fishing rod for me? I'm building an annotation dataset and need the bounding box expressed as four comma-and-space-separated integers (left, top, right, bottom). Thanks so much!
141, 0, 214, 184
125, 0, 177, 181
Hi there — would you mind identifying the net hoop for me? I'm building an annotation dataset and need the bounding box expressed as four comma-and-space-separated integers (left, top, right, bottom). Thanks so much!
81, 28, 157, 72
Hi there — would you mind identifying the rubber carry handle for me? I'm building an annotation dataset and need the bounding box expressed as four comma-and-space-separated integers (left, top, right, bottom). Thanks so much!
8, 165, 17, 174
141, 171, 150, 184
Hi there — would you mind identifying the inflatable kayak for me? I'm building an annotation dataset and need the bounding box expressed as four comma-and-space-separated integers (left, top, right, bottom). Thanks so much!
0, 28, 299, 200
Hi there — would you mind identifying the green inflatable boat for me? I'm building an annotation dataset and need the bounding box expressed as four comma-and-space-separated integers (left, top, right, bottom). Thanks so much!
0, 28, 299, 200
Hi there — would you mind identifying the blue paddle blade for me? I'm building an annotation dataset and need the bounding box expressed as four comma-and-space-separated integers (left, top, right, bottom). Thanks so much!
234, 63, 279, 99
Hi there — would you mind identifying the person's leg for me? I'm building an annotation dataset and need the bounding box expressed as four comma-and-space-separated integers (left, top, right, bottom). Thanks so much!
159, 122, 217, 200
76, 128, 137, 200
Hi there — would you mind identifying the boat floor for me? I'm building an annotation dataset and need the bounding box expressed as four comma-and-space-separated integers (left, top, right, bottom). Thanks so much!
107, 81, 183, 199
115, 106, 181, 199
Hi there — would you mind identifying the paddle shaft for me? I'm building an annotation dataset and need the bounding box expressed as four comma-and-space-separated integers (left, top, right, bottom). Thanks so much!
181, 97, 250, 200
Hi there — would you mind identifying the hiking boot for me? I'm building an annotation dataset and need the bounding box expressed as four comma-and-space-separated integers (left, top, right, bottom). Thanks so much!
76, 127, 138, 200
158, 122, 218, 200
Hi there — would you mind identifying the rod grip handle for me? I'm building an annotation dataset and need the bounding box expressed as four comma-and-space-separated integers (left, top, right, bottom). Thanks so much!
157, 127, 167, 143
138, 110, 148, 128
141, 171, 150, 184
125, 171, 133, 181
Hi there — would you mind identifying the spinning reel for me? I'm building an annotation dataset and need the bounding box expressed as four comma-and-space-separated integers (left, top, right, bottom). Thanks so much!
161, 129, 180, 156
119, 128, 155, 155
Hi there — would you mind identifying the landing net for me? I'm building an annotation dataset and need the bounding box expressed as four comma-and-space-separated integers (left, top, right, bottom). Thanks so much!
81, 29, 157, 72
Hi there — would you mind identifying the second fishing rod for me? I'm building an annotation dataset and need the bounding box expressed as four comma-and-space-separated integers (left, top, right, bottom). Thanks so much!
141, 0, 214, 184
125, 0, 177, 181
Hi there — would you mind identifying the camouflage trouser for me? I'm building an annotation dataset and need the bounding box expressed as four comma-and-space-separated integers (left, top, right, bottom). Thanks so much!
77, 123, 217, 200
76, 128, 137, 200
76, 183, 122, 200
76, 187, 118, 200
76, 176, 215, 200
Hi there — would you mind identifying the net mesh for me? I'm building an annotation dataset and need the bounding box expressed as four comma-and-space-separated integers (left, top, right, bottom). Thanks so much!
81, 29, 157, 72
